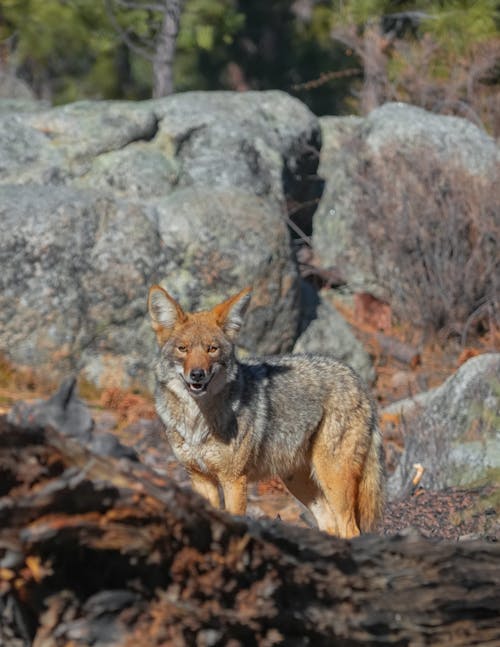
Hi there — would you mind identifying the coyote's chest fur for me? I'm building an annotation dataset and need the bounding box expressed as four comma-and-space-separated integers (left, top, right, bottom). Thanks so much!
156, 378, 246, 477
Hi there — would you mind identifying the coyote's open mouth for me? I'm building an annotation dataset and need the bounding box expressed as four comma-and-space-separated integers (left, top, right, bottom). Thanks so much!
185, 374, 213, 396
188, 382, 206, 394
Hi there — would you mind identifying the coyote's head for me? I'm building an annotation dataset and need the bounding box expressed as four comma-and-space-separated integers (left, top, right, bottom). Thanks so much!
148, 285, 251, 398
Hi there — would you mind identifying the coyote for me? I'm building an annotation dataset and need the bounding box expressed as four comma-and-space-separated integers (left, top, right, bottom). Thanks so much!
148, 285, 385, 538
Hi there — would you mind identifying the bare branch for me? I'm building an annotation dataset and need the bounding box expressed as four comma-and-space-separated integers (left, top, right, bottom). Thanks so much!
104, 0, 155, 61
291, 68, 361, 92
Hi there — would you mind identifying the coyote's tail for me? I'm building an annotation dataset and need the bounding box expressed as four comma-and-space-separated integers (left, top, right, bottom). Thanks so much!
358, 420, 386, 532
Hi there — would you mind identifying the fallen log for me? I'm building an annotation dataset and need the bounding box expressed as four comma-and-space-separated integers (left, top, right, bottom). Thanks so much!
0, 415, 498, 646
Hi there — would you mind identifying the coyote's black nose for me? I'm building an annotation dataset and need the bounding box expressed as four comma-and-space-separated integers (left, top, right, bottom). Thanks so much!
189, 368, 206, 382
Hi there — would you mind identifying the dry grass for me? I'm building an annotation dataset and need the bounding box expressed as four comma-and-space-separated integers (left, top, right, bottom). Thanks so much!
354, 145, 500, 339
99, 387, 156, 427
0, 354, 156, 429
333, 23, 500, 137
0, 355, 57, 411
392, 36, 500, 138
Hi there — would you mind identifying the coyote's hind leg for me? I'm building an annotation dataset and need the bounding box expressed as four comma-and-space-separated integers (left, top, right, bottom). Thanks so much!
311, 431, 362, 539
284, 465, 339, 536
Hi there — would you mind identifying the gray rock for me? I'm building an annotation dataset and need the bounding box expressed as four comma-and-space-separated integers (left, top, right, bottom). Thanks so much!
294, 282, 374, 384
0, 98, 50, 115
88, 432, 139, 462
0, 92, 321, 387
153, 186, 300, 355
313, 103, 500, 298
364, 103, 498, 175
0, 115, 65, 184
75, 143, 180, 199
23, 100, 159, 162
387, 353, 500, 498
150, 91, 321, 210
0, 71, 36, 100
7, 376, 93, 441
313, 115, 372, 294
0, 184, 161, 384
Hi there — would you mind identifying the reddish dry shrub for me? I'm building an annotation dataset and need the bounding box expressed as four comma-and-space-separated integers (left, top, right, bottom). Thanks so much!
100, 387, 156, 424
355, 146, 499, 339
0, 354, 56, 398
391, 36, 500, 138
354, 292, 392, 333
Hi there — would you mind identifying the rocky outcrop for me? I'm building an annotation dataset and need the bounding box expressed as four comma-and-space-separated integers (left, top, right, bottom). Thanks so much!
313, 103, 500, 299
0, 92, 322, 387
387, 353, 500, 498
6, 96, 496, 391
293, 281, 375, 384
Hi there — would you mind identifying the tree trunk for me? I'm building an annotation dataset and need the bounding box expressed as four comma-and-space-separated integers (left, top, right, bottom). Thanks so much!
152, 0, 183, 97
332, 22, 392, 115
0, 415, 498, 646
359, 24, 393, 115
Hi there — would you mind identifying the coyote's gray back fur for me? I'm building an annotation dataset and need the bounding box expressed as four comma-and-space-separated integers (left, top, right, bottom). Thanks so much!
230, 354, 378, 479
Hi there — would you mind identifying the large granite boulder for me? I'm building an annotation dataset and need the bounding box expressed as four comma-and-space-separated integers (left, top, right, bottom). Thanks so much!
313, 103, 500, 301
387, 353, 500, 498
293, 281, 375, 385
0, 92, 321, 388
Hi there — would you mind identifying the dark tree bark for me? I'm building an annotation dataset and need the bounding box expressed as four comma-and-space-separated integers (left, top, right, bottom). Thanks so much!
0, 415, 498, 646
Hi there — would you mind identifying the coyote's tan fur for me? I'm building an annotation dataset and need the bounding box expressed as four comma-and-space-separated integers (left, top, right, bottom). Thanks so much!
148, 285, 385, 538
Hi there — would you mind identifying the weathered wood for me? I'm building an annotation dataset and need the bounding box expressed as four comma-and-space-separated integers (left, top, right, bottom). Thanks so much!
0, 415, 498, 646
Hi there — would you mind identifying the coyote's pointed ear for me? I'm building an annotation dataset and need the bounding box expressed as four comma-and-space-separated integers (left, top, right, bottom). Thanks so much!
213, 287, 252, 340
148, 285, 186, 344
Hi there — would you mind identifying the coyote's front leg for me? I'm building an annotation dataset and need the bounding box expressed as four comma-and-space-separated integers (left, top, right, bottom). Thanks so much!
221, 476, 247, 515
189, 470, 221, 509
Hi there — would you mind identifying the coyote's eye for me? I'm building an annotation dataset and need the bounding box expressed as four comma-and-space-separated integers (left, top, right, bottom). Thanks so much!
207, 345, 219, 354
177, 344, 188, 353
